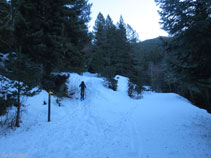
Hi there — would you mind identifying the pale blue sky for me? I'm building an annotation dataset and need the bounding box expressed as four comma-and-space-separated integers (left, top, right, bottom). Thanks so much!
88, 0, 168, 41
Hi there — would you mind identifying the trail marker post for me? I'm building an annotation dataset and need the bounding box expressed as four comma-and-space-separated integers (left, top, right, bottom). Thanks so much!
48, 91, 53, 122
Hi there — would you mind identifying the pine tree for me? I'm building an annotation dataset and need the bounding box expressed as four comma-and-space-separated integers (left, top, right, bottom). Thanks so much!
12, 0, 92, 92
103, 15, 117, 77
0, 0, 12, 53
155, 0, 211, 111
90, 13, 118, 78
91, 14, 137, 80
126, 24, 139, 44
1, 50, 41, 127
89, 12, 107, 73
115, 16, 134, 77
155, 0, 211, 86
15, 0, 91, 75
59, 0, 92, 72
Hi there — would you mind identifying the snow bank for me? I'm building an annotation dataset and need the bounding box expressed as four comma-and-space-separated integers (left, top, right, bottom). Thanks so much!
0, 73, 211, 158
115, 75, 129, 93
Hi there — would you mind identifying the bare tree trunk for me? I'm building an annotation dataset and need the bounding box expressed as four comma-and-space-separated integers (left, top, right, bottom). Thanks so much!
149, 62, 154, 89
168, 83, 172, 92
15, 84, 21, 127
188, 86, 194, 100
205, 89, 210, 103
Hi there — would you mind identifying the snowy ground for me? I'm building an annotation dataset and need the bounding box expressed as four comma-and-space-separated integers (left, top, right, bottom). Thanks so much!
0, 73, 211, 158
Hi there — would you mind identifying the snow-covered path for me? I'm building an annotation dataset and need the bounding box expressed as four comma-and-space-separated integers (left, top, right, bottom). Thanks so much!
0, 73, 211, 158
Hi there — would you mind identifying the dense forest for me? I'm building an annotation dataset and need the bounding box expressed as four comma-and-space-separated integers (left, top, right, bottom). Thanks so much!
0, 0, 210, 127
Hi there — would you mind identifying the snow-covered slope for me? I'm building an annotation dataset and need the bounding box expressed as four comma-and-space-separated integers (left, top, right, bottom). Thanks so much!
0, 73, 211, 158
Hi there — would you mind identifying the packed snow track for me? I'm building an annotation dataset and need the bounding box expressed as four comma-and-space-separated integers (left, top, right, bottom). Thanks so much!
0, 73, 211, 158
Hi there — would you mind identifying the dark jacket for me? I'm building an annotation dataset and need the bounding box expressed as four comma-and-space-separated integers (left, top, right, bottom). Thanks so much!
79, 82, 86, 91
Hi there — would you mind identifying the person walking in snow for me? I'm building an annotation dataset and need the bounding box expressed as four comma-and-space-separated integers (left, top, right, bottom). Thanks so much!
79, 81, 86, 100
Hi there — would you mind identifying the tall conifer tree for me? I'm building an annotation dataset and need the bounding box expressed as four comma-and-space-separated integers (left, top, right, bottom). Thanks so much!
89, 12, 106, 73
155, 0, 211, 111
0, 0, 12, 52
16, 0, 91, 74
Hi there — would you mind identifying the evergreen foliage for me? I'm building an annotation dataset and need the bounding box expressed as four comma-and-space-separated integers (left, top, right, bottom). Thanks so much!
132, 37, 168, 92
155, 0, 211, 112
89, 13, 139, 92
1, 0, 210, 128
0, 75, 16, 116
0, 0, 12, 52
89, 12, 107, 73
1, 51, 41, 127
0, 0, 92, 123
16, 0, 92, 74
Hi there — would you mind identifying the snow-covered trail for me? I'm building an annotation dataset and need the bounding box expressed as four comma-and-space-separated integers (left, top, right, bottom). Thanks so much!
0, 73, 211, 158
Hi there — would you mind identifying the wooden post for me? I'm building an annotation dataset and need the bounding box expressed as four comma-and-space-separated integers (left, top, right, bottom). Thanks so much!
48, 91, 53, 122
15, 85, 21, 127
